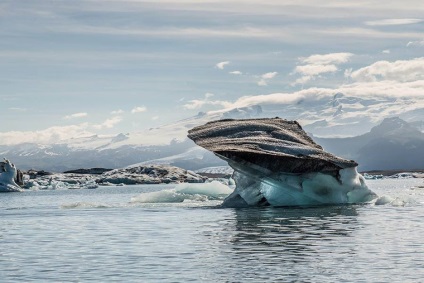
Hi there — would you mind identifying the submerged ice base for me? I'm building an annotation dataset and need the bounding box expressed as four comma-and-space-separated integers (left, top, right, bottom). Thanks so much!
223, 162, 376, 207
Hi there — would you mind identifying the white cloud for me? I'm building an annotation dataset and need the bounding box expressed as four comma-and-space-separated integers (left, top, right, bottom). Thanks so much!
293, 52, 353, 85
365, 18, 423, 26
216, 61, 230, 69
229, 71, 242, 75
294, 64, 338, 76
183, 93, 231, 110
407, 39, 424, 47
211, 57, 424, 113
292, 76, 313, 85
349, 57, 424, 82
59, 24, 293, 39
344, 68, 353, 77
316, 27, 422, 40
183, 100, 205, 109
111, 109, 124, 114
204, 92, 214, 98
131, 106, 147, 114
183, 99, 232, 109
258, 72, 278, 86
301, 53, 353, 65
92, 116, 123, 129
8, 107, 27, 112
219, 81, 424, 117
0, 124, 92, 145
261, 72, 278, 79
63, 112, 88, 119
152, 116, 159, 121
382, 49, 391, 54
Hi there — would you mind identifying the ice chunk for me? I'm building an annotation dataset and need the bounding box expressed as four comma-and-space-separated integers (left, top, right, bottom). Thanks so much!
131, 181, 233, 203
0, 158, 23, 192
175, 181, 233, 196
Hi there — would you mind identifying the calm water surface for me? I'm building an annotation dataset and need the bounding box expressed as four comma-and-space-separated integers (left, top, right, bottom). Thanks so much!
1, 179, 424, 282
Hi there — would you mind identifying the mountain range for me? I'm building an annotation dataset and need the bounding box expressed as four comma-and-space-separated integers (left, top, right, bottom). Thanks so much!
1, 92, 422, 172
315, 117, 424, 171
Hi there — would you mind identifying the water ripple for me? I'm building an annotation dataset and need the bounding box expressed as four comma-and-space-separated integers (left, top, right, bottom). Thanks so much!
1, 180, 424, 282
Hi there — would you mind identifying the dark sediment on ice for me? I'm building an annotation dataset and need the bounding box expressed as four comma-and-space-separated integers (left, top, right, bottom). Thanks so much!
188, 118, 357, 174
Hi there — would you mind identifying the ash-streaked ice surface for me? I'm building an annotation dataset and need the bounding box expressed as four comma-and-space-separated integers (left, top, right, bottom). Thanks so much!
188, 118, 376, 207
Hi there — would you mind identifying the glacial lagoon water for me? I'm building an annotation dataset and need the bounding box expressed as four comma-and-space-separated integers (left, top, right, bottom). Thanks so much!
1, 178, 424, 282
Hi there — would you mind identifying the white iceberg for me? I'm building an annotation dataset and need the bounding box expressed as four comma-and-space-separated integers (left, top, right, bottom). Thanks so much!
0, 158, 23, 192
98, 164, 206, 185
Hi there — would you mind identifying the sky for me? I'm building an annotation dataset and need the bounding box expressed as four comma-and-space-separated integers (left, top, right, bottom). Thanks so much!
1, 0, 423, 144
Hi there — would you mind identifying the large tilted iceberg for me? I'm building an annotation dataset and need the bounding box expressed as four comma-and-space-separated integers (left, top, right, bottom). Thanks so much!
0, 158, 23, 192
188, 118, 377, 207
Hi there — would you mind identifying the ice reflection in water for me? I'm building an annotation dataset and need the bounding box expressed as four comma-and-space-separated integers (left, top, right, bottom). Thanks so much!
197, 206, 361, 282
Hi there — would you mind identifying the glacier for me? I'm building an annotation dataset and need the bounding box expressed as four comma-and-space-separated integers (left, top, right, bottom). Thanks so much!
188, 118, 377, 207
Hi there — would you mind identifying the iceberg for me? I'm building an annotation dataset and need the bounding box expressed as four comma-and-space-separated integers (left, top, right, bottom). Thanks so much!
0, 158, 23, 192
97, 164, 206, 185
188, 118, 376, 207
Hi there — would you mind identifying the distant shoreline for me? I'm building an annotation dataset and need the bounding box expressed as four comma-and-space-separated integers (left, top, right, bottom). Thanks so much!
361, 169, 424, 177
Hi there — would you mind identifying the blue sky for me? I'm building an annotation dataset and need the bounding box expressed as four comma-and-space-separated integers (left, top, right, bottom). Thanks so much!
1, 0, 423, 144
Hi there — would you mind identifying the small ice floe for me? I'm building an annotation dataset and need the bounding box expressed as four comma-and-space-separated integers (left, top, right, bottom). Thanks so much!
374, 195, 394, 205
130, 181, 233, 203
22, 171, 100, 190
374, 195, 418, 207
24, 178, 68, 190
78, 179, 99, 189
363, 173, 384, 180
97, 164, 206, 185
61, 202, 112, 209
195, 166, 234, 177
411, 185, 424, 190
388, 172, 415, 179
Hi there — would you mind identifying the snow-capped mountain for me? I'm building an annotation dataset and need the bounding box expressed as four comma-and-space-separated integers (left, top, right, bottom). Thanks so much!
0, 92, 422, 172
315, 117, 424, 171
0, 105, 262, 171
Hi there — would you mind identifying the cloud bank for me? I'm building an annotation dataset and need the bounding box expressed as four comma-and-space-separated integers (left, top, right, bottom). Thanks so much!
0, 124, 92, 145
349, 57, 424, 82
